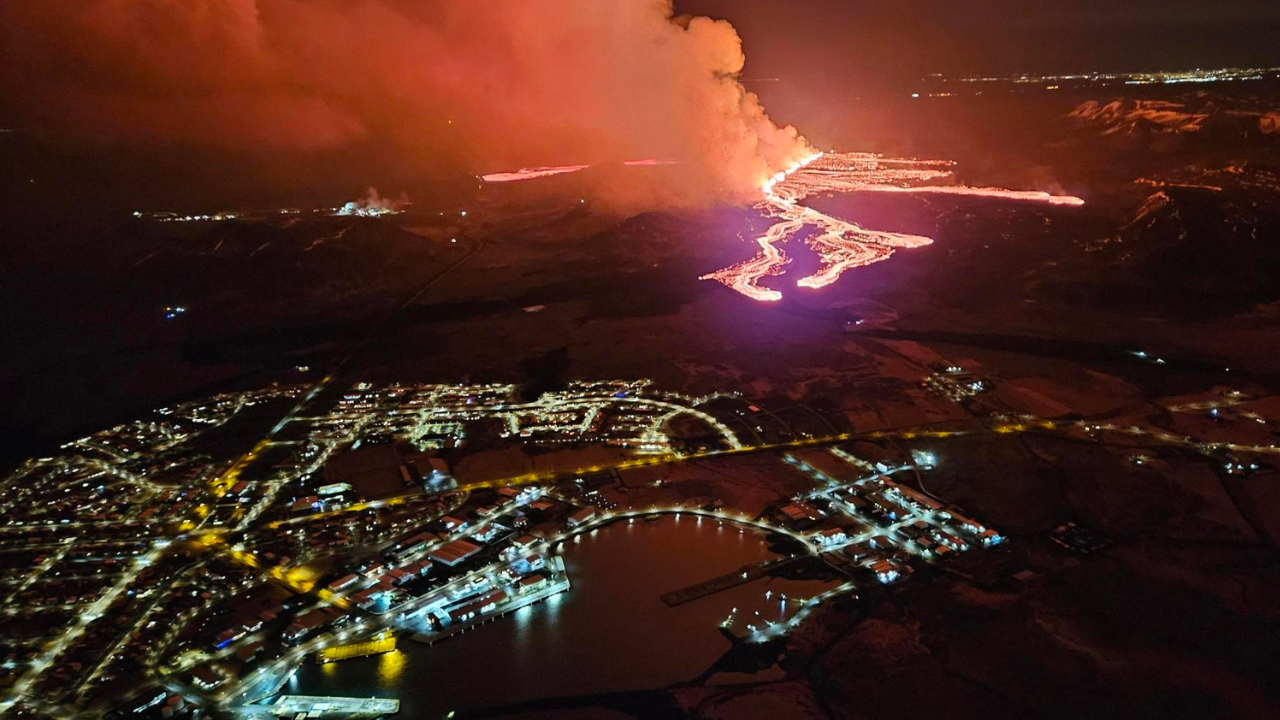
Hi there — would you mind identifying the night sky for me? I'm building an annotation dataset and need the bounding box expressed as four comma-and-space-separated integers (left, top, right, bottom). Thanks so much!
680, 0, 1280, 85
3, 1, 1279, 209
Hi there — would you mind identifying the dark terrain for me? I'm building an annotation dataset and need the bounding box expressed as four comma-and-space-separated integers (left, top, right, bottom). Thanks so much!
3, 81, 1280, 720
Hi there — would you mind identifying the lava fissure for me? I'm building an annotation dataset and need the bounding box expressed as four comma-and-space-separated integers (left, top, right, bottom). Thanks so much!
700, 152, 1084, 301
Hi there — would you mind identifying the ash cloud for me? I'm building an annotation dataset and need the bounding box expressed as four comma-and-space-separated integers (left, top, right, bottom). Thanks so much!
1, 0, 810, 204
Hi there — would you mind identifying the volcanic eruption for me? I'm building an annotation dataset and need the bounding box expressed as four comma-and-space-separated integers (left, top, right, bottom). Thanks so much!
698, 152, 1085, 301
0, 0, 812, 204
4, 0, 1084, 300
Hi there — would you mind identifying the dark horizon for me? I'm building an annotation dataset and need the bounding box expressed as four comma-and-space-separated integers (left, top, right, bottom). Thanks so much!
680, 0, 1280, 82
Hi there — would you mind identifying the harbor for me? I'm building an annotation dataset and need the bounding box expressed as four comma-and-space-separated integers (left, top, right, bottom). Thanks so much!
233, 695, 399, 719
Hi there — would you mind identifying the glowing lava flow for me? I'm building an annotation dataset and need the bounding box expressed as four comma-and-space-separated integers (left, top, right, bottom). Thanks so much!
481, 164, 590, 182
701, 152, 1085, 301
482, 159, 678, 182
831, 185, 1085, 206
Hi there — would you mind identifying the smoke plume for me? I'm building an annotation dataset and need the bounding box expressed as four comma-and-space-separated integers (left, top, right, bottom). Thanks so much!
335, 187, 405, 216
1, 1, 811, 203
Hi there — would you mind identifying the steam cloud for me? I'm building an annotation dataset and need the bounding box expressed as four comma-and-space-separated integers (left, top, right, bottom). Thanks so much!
335, 187, 405, 217
1, 0, 811, 203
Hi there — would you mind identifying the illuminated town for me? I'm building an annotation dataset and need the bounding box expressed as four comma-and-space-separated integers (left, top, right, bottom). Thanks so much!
1, 366, 1275, 719
921, 65, 1280, 94
4, 1, 1280, 718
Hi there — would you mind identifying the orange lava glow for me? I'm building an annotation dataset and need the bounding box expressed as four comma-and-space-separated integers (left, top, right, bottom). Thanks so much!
483, 159, 680, 181
700, 152, 1085, 301
481, 165, 591, 182
852, 185, 1086, 206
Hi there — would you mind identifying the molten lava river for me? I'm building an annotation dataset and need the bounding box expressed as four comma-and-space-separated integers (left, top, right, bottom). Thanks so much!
699, 152, 1084, 302
483, 152, 1083, 302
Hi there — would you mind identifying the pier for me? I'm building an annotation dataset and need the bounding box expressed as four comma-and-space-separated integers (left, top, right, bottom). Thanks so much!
315, 633, 396, 664
660, 556, 800, 607
235, 695, 399, 718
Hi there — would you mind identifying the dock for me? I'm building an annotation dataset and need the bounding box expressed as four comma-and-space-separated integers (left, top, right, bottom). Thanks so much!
410, 574, 570, 645
315, 633, 396, 663
235, 695, 399, 718
661, 556, 799, 607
